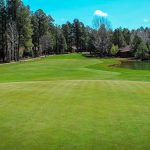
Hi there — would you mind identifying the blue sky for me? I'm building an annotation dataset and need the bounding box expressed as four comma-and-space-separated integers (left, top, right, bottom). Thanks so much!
23, 0, 150, 29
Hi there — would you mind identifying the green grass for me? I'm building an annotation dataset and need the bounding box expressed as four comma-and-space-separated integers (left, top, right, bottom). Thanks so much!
0, 54, 150, 150
0, 54, 149, 82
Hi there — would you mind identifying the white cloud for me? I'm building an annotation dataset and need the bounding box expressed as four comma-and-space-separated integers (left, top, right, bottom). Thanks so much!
94, 10, 108, 17
144, 19, 149, 23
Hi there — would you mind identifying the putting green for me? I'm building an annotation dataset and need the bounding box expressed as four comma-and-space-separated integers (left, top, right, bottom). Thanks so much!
0, 54, 150, 150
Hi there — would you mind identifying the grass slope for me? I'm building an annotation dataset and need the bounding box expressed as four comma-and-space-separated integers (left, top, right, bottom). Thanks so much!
0, 54, 150, 150
0, 54, 149, 82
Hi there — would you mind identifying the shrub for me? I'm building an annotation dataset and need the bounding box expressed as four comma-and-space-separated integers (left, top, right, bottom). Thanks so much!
110, 44, 119, 56
135, 42, 150, 60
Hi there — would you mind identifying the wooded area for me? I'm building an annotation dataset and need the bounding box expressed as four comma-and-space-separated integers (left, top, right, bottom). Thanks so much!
0, 0, 150, 63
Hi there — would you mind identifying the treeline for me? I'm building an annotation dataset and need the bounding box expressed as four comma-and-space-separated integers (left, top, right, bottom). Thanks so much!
0, 0, 150, 63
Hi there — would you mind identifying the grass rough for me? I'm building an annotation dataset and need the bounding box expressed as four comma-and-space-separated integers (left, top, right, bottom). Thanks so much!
0, 54, 150, 150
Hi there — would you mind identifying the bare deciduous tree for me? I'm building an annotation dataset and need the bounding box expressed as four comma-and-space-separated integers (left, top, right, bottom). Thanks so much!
39, 34, 53, 56
6, 21, 18, 62
93, 24, 111, 56
92, 16, 111, 31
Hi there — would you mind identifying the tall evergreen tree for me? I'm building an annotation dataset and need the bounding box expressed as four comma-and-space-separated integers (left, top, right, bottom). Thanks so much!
122, 28, 131, 45
62, 22, 73, 52
31, 9, 50, 56
85, 27, 96, 53
72, 19, 83, 51
6, 0, 21, 61
131, 35, 142, 54
113, 28, 126, 48
17, 5, 33, 57
55, 27, 67, 54
0, 0, 6, 62
135, 41, 150, 60
6, 0, 21, 21
58, 31, 67, 54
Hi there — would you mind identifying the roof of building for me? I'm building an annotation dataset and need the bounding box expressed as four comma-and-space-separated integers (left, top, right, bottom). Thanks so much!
72, 46, 77, 50
119, 46, 131, 52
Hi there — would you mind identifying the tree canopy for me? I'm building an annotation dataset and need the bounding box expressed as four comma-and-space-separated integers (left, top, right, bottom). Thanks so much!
0, 0, 150, 62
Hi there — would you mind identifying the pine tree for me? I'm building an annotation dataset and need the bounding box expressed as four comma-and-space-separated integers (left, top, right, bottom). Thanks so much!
59, 32, 67, 54
17, 5, 33, 56
6, 0, 21, 61
62, 22, 73, 52
0, 0, 6, 62
72, 19, 82, 51
31, 9, 50, 56
135, 41, 150, 60
113, 28, 126, 48
131, 35, 142, 53
55, 28, 67, 54
122, 28, 131, 45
